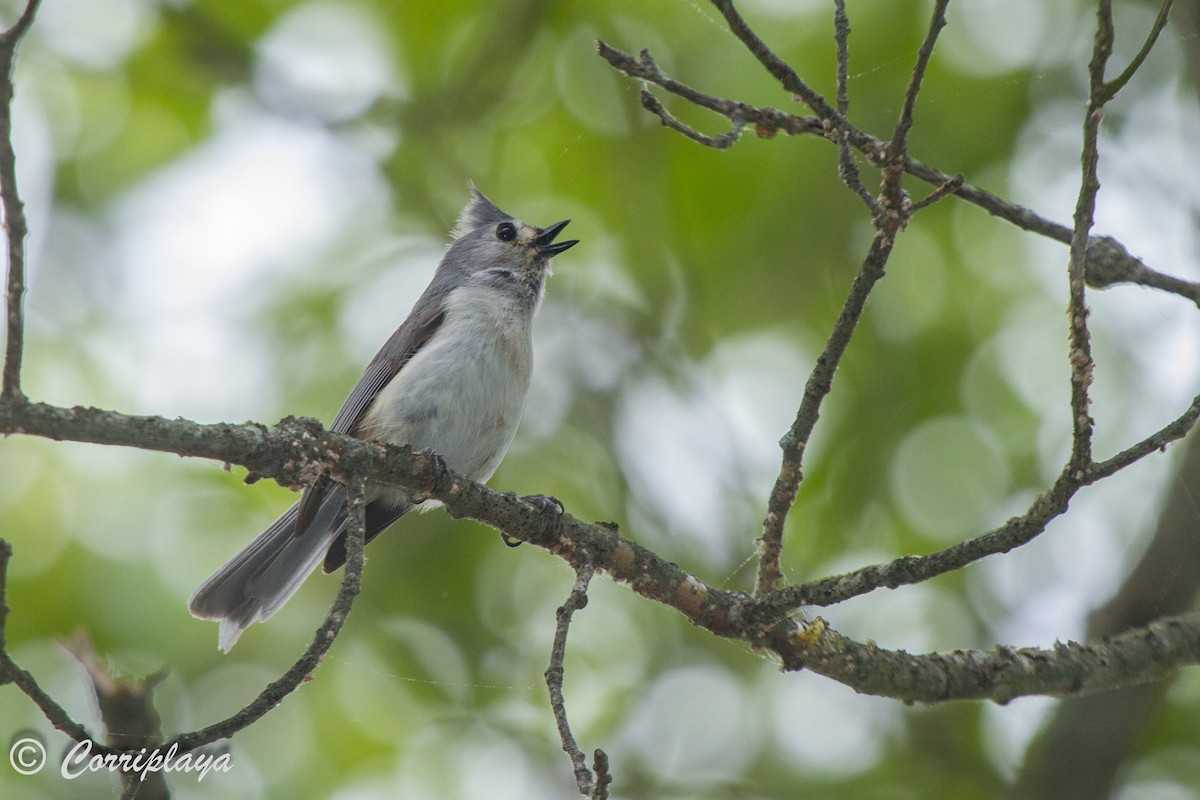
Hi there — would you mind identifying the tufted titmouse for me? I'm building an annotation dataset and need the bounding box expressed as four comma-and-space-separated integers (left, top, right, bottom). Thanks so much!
188, 187, 577, 651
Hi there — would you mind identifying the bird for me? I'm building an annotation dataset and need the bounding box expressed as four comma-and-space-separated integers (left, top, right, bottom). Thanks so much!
188, 186, 577, 651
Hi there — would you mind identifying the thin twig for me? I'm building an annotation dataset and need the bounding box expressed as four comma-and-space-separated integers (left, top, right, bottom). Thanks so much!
833, 1, 850, 118
1063, 0, 1119, 476
750, 0, 883, 594
880, 0, 950, 218
1100, 0, 1174, 104
596, 42, 824, 142
0, 0, 39, 401
0, 439, 376, 764
2, 473, 370, 758
1089, 391, 1200, 480
166, 473, 369, 753
757, 1, 951, 594
908, 172, 964, 213
756, 388, 1200, 615
639, 89, 743, 149
890, 0, 950, 156
598, 43, 1200, 306
707, 0, 841, 122
755, 0, 931, 602
0, 541, 111, 748
546, 564, 597, 797
832, 0, 879, 214
0, 538, 9, 653
751, 469, 1075, 616
755, 226, 901, 595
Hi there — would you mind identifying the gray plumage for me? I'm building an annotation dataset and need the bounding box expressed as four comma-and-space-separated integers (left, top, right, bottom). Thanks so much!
188, 187, 577, 651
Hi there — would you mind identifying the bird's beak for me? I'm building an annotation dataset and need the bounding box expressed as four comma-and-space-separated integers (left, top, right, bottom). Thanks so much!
534, 219, 578, 257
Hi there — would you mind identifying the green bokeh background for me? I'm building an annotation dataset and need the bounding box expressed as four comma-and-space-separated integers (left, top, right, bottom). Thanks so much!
2, 0, 1199, 798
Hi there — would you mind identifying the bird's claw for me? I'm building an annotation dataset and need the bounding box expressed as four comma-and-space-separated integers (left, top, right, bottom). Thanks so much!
425, 450, 448, 492
500, 495, 564, 548
523, 494, 565, 515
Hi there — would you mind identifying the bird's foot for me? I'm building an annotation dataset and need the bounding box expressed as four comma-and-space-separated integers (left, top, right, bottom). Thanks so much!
500, 494, 565, 547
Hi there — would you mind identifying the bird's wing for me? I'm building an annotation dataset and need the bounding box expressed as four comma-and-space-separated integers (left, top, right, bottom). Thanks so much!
333, 304, 447, 436
293, 303, 447, 535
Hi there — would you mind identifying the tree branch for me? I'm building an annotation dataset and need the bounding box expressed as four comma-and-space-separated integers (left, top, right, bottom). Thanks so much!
545, 564, 606, 797
889, 0, 948, 160
596, 44, 1200, 307
1063, 0, 1117, 477
749, 387, 1200, 616
754, 226, 898, 595
1, 541, 107, 747
637, 88, 743, 149
594, 42, 823, 141
756, 0, 947, 595
0, 0, 39, 401
1014, 432, 1200, 799
2, 3, 1198, 792
1099, 0, 1174, 104
0, 467, 370, 760
6, 396, 1198, 708
831, 0, 880, 214
764, 612, 1200, 704
705, 0, 844, 124
165, 472, 368, 754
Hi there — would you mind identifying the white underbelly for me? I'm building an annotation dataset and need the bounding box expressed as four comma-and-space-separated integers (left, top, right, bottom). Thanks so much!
358, 295, 532, 484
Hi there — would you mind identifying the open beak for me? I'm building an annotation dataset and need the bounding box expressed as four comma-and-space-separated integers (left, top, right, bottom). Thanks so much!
534, 219, 578, 257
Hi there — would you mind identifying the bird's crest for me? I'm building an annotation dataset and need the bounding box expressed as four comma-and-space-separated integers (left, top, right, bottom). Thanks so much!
453, 184, 512, 238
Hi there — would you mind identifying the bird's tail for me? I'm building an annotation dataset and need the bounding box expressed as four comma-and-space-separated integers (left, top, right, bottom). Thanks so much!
188, 489, 347, 652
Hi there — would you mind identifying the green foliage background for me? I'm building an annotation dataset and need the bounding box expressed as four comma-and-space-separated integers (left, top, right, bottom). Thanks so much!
1, 0, 1198, 798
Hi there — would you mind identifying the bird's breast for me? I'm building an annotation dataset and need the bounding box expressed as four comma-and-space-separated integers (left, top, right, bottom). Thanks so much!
357, 285, 533, 482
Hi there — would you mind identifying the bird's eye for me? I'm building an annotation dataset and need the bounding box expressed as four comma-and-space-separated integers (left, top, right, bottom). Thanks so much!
496, 222, 517, 242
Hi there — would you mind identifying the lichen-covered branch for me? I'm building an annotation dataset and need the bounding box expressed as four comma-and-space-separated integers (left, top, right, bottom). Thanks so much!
763, 612, 1200, 704
1015, 424, 1200, 799
6, 397, 1200, 708
1064, 0, 1115, 475
2, 2, 1199, 793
